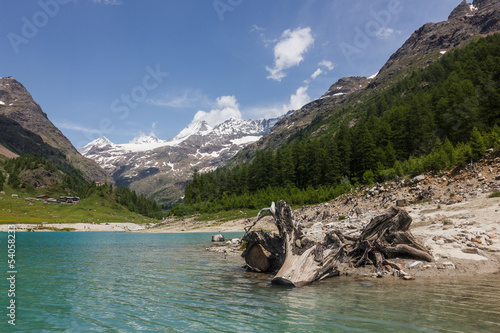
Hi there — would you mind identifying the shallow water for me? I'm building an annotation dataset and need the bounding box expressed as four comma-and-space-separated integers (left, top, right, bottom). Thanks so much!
1, 232, 499, 332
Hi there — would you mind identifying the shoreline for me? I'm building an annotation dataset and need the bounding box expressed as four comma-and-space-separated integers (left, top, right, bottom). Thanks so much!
1, 172, 498, 280
0, 222, 147, 232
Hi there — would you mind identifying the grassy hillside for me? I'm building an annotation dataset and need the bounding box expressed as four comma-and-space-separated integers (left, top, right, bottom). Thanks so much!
0, 187, 158, 223
0, 155, 164, 222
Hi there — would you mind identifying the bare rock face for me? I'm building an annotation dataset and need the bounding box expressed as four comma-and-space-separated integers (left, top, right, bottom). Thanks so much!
377, 0, 500, 82
448, 0, 476, 20
0, 77, 112, 183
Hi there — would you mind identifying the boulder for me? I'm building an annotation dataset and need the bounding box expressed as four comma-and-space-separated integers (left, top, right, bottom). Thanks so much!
212, 234, 225, 242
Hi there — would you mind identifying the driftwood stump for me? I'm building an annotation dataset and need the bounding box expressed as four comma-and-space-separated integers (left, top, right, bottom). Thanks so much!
242, 200, 432, 287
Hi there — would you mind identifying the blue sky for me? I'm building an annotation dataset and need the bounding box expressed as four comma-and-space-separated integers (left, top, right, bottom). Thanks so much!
1, 0, 461, 148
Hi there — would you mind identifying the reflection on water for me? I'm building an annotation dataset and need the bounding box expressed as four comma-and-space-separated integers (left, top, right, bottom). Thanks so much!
1, 232, 499, 332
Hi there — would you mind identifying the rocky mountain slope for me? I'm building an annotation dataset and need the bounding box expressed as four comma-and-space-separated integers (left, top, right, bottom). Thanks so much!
80, 117, 279, 205
234, 0, 500, 161
0, 77, 111, 183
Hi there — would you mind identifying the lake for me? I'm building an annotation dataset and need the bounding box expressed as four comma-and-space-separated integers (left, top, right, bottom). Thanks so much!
1, 232, 499, 332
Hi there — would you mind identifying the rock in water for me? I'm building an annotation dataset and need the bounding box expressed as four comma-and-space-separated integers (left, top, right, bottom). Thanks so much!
212, 234, 225, 242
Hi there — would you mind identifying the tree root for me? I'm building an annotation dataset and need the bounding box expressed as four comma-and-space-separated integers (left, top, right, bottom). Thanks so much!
242, 200, 432, 287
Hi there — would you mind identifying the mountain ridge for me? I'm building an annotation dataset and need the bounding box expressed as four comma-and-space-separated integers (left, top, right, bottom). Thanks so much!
80, 116, 281, 205
0, 76, 112, 183
232, 0, 500, 163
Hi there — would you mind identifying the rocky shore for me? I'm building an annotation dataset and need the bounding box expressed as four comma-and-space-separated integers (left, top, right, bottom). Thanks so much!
207, 155, 500, 279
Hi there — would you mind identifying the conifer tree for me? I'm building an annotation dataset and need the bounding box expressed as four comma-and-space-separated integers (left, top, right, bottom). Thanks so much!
470, 127, 486, 161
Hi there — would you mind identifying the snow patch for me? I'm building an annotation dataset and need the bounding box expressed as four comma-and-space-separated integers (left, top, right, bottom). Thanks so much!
231, 136, 261, 145
440, 50, 447, 55
368, 72, 379, 80
0, 101, 5, 105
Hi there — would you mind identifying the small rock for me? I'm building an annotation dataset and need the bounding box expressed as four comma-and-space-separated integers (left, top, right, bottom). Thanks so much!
402, 275, 415, 280
485, 247, 500, 253
435, 239, 445, 245
409, 261, 423, 269
442, 262, 455, 269
471, 237, 482, 244
462, 247, 478, 254
413, 175, 425, 183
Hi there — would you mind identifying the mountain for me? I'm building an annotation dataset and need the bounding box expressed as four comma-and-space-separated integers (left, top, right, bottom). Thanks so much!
172, 0, 500, 214
234, 0, 500, 161
0, 77, 111, 183
80, 116, 279, 205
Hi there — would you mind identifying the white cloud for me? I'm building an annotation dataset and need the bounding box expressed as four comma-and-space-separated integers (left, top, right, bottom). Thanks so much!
246, 85, 311, 119
319, 60, 334, 71
56, 121, 103, 134
251, 25, 277, 47
375, 27, 401, 40
251, 25, 265, 33
191, 95, 242, 127
266, 27, 314, 82
308, 60, 334, 82
150, 122, 157, 135
310, 68, 323, 80
286, 85, 310, 112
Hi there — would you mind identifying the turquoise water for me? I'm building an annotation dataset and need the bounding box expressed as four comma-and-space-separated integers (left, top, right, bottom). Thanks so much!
1, 232, 500, 332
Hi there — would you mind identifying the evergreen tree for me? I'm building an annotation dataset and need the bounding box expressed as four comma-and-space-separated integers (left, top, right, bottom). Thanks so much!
470, 127, 486, 161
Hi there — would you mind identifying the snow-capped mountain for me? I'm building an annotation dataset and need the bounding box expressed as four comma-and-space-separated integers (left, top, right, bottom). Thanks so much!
79, 116, 279, 205
172, 120, 213, 143
79, 136, 115, 155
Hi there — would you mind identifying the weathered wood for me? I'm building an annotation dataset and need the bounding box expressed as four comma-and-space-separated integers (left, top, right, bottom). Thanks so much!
241, 230, 284, 273
349, 206, 433, 272
242, 201, 433, 287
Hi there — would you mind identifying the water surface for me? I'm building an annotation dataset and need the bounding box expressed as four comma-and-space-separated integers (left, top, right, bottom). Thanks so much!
1, 232, 499, 332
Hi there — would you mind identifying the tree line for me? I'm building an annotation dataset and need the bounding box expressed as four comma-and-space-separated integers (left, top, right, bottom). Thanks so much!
171, 34, 500, 215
